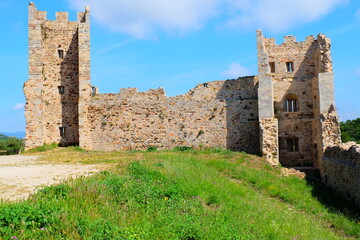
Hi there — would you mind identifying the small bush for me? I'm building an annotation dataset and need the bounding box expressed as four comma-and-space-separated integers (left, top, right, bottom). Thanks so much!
173, 146, 193, 152
0, 138, 24, 155
146, 146, 157, 152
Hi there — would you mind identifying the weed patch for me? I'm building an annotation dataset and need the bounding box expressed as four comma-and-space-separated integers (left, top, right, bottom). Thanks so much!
0, 149, 359, 239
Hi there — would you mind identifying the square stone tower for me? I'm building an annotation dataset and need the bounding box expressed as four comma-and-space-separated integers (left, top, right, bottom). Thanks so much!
257, 30, 341, 167
24, 2, 91, 149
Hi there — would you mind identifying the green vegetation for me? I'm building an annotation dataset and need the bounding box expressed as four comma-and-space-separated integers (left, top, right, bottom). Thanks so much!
0, 133, 10, 141
0, 138, 24, 155
25, 143, 58, 153
340, 118, 360, 143
146, 146, 157, 152
0, 148, 359, 239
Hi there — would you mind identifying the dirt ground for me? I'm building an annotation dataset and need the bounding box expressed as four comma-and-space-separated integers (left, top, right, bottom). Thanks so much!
0, 155, 104, 201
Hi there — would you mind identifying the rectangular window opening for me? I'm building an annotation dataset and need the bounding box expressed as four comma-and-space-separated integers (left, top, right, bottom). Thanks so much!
269, 62, 275, 73
286, 138, 299, 152
59, 127, 66, 138
286, 99, 298, 112
286, 62, 294, 72
58, 86, 65, 94
58, 50, 64, 59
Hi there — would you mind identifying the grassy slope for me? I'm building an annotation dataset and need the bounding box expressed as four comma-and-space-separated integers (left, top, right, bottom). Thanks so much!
1, 148, 359, 239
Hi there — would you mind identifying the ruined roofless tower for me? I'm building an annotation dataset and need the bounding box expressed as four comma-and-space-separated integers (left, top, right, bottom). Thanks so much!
257, 30, 341, 168
24, 2, 91, 149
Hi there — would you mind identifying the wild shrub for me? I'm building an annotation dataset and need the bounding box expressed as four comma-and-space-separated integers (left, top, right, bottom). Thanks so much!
146, 146, 157, 152
173, 146, 193, 152
0, 138, 24, 155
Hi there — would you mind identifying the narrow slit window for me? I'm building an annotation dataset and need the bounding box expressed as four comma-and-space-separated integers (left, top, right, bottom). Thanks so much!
92, 86, 97, 96
58, 50, 64, 59
286, 138, 299, 152
286, 62, 294, 72
269, 62, 275, 73
59, 127, 66, 138
285, 99, 298, 112
58, 86, 65, 94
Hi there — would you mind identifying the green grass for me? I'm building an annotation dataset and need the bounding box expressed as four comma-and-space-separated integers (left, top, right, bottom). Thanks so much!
25, 143, 58, 153
0, 148, 359, 239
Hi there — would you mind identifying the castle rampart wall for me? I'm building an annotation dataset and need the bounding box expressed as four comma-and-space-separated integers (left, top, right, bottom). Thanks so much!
322, 143, 360, 207
86, 78, 260, 152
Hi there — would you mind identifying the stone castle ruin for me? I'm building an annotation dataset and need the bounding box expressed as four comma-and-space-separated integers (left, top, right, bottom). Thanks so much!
25, 3, 360, 206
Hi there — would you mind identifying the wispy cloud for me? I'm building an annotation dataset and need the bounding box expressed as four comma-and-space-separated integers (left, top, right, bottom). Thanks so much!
95, 39, 134, 56
221, 62, 251, 79
223, 0, 348, 32
355, 69, 360, 76
68, 0, 347, 38
13, 103, 24, 110
356, 9, 360, 19
68, 0, 221, 38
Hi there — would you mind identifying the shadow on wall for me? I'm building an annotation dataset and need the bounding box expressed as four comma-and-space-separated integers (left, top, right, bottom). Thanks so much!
273, 41, 318, 167
59, 31, 79, 146
302, 168, 360, 221
215, 77, 260, 154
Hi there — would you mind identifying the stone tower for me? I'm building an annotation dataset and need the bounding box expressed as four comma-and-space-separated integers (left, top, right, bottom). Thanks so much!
257, 30, 341, 167
24, 2, 90, 149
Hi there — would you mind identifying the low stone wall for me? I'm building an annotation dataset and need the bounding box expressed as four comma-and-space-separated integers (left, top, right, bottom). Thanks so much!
86, 78, 260, 153
322, 142, 360, 207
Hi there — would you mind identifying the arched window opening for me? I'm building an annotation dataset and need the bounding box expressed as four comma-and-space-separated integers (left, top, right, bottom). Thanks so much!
285, 94, 299, 112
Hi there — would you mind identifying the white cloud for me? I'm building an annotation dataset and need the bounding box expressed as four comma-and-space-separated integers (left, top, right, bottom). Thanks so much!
221, 62, 251, 78
223, 0, 348, 32
95, 39, 134, 56
13, 103, 24, 110
355, 69, 360, 76
68, 0, 347, 37
356, 9, 360, 19
68, 0, 221, 38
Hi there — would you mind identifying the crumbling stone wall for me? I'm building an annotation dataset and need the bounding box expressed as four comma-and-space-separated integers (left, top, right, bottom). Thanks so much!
312, 34, 341, 169
85, 78, 260, 152
259, 118, 279, 165
322, 143, 360, 207
25, 4, 344, 172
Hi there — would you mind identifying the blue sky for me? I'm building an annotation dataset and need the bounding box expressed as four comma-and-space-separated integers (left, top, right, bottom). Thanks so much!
0, 0, 359, 132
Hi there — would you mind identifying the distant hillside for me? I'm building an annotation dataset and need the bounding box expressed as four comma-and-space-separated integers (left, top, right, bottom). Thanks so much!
0, 131, 25, 139
0, 134, 10, 141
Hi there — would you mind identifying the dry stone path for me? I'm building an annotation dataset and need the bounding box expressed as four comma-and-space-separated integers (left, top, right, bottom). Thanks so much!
0, 155, 102, 201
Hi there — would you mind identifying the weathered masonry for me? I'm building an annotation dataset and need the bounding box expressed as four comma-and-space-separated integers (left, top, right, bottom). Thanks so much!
24, 2, 341, 167
25, 2, 90, 149
24, 3, 360, 205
